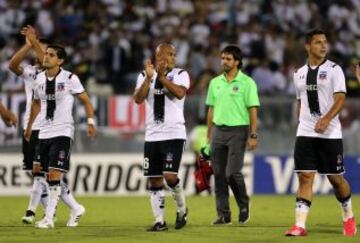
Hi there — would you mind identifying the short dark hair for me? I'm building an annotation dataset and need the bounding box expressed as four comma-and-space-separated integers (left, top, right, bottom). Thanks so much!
221, 45, 242, 69
305, 29, 327, 44
47, 44, 67, 60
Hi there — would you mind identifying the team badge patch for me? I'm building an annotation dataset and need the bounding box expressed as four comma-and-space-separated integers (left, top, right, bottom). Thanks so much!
167, 75, 174, 81
232, 86, 239, 92
57, 83, 65, 91
319, 71, 327, 80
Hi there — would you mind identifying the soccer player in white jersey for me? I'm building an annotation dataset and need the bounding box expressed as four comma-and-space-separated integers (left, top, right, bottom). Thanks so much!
285, 29, 357, 237
0, 102, 17, 126
134, 43, 189, 231
25, 44, 96, 229
9, 26, 50, 224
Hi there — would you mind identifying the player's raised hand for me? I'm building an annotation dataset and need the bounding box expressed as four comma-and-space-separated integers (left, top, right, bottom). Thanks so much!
24, 25, 37, 43
20, 26, 32, 47
144, 59, 154, 79
20, 26, 28, 36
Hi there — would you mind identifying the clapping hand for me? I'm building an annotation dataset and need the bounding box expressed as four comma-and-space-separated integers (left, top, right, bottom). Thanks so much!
144, 59, 154, 79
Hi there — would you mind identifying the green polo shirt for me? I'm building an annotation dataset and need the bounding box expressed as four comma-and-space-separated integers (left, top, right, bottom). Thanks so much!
206, 70, 260, 126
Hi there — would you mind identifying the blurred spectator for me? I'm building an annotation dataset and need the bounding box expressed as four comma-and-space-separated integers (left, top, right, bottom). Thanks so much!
0, 0, 358, 96
252, 60, 274, 95
103, 29, 129, 93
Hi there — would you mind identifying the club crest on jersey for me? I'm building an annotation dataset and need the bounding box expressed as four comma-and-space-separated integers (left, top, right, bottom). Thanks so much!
232, 86, 239, 92
57, 83, 65, 91
319, 71, 327, 80
167, 75, 174, 81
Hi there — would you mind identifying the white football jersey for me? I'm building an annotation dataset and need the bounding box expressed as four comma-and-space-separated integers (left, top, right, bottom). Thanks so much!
34, 68, 85, 139
294, 60, 346, 138
21, 64, 42, 130
135, 68, 190, 141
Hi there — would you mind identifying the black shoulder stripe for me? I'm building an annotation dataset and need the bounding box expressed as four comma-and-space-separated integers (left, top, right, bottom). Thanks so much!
35, 70, 44, 79
68, 73, 73, 79
332, 64, 337, 68
141, 71, 145, 77
178, 69, 185, 75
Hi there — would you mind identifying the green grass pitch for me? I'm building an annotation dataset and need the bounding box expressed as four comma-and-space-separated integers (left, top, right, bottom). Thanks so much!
0, 195, 359, 243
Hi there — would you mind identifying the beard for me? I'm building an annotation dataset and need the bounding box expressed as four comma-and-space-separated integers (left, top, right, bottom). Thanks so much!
223, 65, 231, 73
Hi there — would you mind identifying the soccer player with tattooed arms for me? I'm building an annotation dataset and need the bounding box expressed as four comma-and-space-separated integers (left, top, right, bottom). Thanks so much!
134, 43, 190, 232
285, 29, 356, 237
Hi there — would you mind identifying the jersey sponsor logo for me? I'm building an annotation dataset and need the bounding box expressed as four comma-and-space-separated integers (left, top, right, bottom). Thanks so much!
306, 84, 318, 91
154, 89, 164, 95
45, 94, 56, 100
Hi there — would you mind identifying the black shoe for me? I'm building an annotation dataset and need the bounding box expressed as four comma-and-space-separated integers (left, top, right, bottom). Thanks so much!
146, 221, 168, 232
239, 204, 250, 224
175, 208, 188, 230
212, 215, 231, 225
25, 210, 35, 217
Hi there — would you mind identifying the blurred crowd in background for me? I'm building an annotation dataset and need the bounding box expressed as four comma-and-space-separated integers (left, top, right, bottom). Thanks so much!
0, 0, 359, 97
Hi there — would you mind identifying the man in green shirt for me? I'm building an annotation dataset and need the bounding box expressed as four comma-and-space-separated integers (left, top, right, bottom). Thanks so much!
206, 45, 260, 225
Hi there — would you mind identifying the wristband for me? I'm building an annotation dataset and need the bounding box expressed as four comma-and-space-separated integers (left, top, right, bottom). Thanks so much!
87, 118, 95, 125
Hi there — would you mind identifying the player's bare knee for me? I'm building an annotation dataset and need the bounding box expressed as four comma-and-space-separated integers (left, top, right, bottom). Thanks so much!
327, 174, 346, 188
163, 173, 178, 185
47, 169, 62, 181
32, 164, 41, 174
298, 172, 315, 185
149, 177, 163, 188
